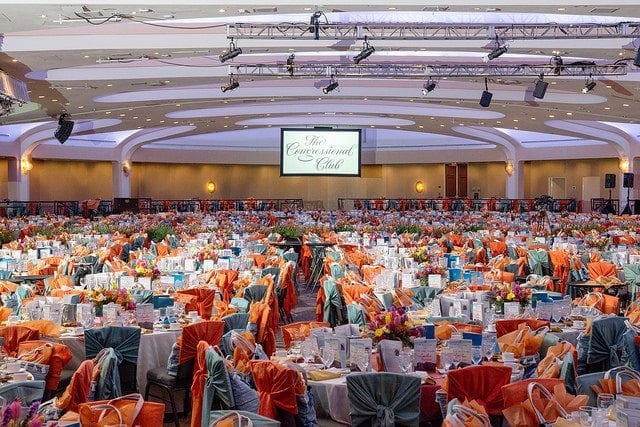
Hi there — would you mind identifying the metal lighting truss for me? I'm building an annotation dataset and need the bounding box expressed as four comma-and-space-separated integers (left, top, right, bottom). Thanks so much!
226, 22, 640, 40
229, 63, 627, 79
0, 70, 29, 117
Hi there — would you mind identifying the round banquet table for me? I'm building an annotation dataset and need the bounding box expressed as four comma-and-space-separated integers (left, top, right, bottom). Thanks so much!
58, 328, 181, 393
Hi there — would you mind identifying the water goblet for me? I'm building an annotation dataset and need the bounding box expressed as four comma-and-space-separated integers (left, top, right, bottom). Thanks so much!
440, 348, 453, 373
471, 346, 483, 365
399, 349, 413, 374
597, 392, 615, 419
320, 347, 335, 370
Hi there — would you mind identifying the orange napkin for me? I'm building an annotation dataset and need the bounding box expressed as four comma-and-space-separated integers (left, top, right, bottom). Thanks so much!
497, 324, 543, 358
592, 378, 640, 396
503, 383, 588, 427
443, 399, 489, 427
536, 342, 573, 378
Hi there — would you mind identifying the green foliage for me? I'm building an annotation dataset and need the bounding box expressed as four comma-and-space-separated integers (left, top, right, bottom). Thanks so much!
334, 223, 355, 233
146, 223, 175, 243
0, 229, 15, 244
395, 223, 422, 235
92, 223, 115, 235
271, 224, 301, 240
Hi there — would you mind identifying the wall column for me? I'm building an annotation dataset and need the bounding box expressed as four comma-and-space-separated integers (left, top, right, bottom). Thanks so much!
505, 160, 524, 199
112, 161, 131, 198
7, 157, 29, 201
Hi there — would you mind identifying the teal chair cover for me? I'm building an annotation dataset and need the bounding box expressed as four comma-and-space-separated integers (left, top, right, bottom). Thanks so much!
200, 347, 235, 427
0, 270, 12, 279
130, 289, 154, 304
528, 249, 551, 276
253, 243, 268, 254
323, 279, 343, 327
585, 316, 629, 372
93, 347, 121, 400
347, 303, 367, 327
410, 286, 443, 306
346, 372, 421, 427
330, 263, 345, 279
85, 326, 141, 395
623, 264, 640, 300
624, 327, 640, 371
261, 267, 281, 284
538, 333, 560, 359
0, 380, 45, 405
559, 352, 577, 395
378, 292, 394, 310
221, 313, 249, 333
230, 297, 250, 313
208, 410, 280, 426
243, 285, 268, 308
282, 251, 298, 264
15, 284, 34, 317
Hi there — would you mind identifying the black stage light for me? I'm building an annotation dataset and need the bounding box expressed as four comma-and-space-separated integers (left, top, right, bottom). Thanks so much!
354, 37, 375, 64
286, 53, 295, 77
421, 81, 437, 95
533, 74, 548, 99
219, 39, 242, 63
322, 80, 339, 94
479, 77, 492, 107
54, 113, 74, 144
221, 76, 239, 92
487, 45, 507, 61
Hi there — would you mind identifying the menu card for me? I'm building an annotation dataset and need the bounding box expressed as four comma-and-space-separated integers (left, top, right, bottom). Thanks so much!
136, 303, 154, 329
137, 277, 151, 289
26, 301, 43, 321
77, 303, 95, 329
431, 299, 442, 317
377, 340, 403, 373
448, 338, 473, 365
413, 338, 437, 371
428, 274, 442, 288
103, 303, 120, 324
119, 275, 135, 289
535, 301, 552, 320
202, 259, 215, 272
184, 258, 196, 272
325, 336, 347, 368
349, 338, 373, 372
504, 302, 521, 319
334, 324, 359, 337
43, 302, 62, 325
472, 301, 489, 325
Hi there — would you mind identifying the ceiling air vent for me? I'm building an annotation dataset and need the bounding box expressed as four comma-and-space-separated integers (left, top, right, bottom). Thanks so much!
252, 7, 277, 13
589, 7, 619, 13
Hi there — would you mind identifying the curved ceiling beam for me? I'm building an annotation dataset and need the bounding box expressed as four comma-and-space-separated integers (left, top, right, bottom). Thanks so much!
117, 125, 196, 162
451, 125, 519, 160
545, 119, 636, 158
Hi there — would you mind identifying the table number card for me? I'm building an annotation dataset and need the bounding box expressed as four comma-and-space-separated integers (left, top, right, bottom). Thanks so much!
102, 303, 120, 324
448, 338, 473, 365
349, 338, 373, 372
325, 336, 347, 368
504, 302, 521, 319
137, 277, 151, 289
413, 338, 437, 371
119, 275, 135, 289
136, 303, 154, 329
428, 274, 442, 288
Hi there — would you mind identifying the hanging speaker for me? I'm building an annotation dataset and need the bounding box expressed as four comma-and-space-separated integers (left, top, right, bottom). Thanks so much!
54, 115, 74, 144
604, 173, 616, 189
532, 80, 549, 99
634, 47, 640, 67
624, 172, 634, 188
479, 90, 492, 107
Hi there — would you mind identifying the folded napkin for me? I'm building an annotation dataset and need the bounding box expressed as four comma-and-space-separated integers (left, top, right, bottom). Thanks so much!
307, 370, 342, 381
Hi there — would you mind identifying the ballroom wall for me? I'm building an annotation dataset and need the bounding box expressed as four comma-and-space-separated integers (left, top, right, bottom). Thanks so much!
6, 158, 622, 210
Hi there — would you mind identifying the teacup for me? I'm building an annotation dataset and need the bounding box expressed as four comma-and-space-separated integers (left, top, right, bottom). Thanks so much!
502, 352, 515, 362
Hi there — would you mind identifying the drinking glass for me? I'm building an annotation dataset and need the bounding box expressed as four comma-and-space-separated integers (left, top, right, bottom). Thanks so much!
597, 392, 615, 419
320, 347, 335, 369
440, 348, 453, 372
471, 346, 483, 365
399, 349, 413, 374
300, 339, 315, 363
483, 336, 496, 361
356, 353, 370, 372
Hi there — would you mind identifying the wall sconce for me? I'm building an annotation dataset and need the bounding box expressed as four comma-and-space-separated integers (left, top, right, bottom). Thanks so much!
415, 180, 425, 194
206, 180, 216, 194
505, 161, 514, 176
20, 157, 33, 175
122, 160, 131, 177
619, 157, 630, 173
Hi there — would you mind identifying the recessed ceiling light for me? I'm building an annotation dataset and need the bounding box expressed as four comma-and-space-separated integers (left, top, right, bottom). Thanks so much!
623, 103, 630, 107
557, 7, 565, 11
41, 14, 46, 18
146, 118, 151, 121
159, 120, 164, 123
440, 124, 445, 127
370, 125, 375, 128
105, 111, 111, 114
243, 125, 248, 128
566, 112, 572, 115
173, 121, 179, 124
218, 9, 226, 13
531, 117, 536, 120
51, 99, 57, 102
395, 126, 400, 129
604, 107, 610, 110
38, 95, 44, 99
11, 59, 17, 62
388, 7, 396, 10
549, 114, 555, 118
65, 87, 72, 90
419, 125, 424, 129
514, 126, 519, 129
133, 116, 138, 119
304, 7, 312, 11
106, 84, 112, 87
496, 121, 502, 124
430, 117, 435, 120
78, 105, 84, 109
119, 114, 126, 117
513, 119, 519, 122
223, 125, 228, 128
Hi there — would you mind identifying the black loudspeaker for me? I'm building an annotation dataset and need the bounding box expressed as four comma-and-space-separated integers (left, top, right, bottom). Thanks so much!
634, 47, 640, 67
605, 173, 616, 189
113, 198, 140, 214
479, 90, 493, 107
54, 116, 74, 144
532, 80, 549, 99
624, 172, 635, 188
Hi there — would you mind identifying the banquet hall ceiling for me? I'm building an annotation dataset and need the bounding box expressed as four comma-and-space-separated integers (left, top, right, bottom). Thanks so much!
1, 0, 640, 166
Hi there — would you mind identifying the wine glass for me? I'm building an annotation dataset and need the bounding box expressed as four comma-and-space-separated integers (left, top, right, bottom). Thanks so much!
399, 349, 413, 374
483, 336, 496, 361
451, 352, 462, 369
300, 339, 315, 363
320, 347, 335, 370
356, 353, 370, 372
472, 346, 483, 365
440, 348, 453, 373
597, 393, 615, 418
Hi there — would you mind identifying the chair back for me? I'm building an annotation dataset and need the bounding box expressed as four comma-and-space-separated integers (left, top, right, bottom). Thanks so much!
501, 378, 563, 409
0, 380, 45, 405
84, 326, 141, 394
250, 360, 300, 421
180, 320, 225, 364
445, 365, 512, 416
495, 319, 551, 338
196, 344, 236, 427
54, 359, 94, 412
0, 325, 40, 357
17, 340, 72, 391
576, 372, 605, 406
585, 316, 629, 372
281, 321, 330, 349
346, 372, 421, 427
221, 313, 249, 333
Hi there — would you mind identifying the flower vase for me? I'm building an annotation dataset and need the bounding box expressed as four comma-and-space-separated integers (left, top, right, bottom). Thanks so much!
494, 303, 504, 315
94, 304, 103, 317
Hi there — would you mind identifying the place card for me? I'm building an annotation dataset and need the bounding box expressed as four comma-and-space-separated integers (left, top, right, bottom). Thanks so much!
535, 301, 552, 321
119, 275, 135, 289
102, 303, 120, 324
43, 302, 62, 325
349, 338, 372, 372
448, 338, 473, 365
202, 259, 215, 272
428, 274, 442, 288
503, 302, 521, 319
402, 272, 415, 288
137, 277, 151, 289
325, 336, 347, 368
184, 258, 196, 271
377, 339, 403, 373
334, 324, 359, 337
413, 338, 437, 371
217, 258, 231, 270
136, 303, 154, 329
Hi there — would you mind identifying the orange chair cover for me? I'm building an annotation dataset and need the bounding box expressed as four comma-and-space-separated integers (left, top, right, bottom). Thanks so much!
548, 250, 570, 293
0, 307, 11, 322
18, 340, 72, 391
497, 324, 544, 358
443, 365, 512, 416
340, 283, 374, 305
19, 320, 62, 338
588, 261, 618, 280
435, 322, 483, 341
176, 288, 217, 318
250, 360, 299, 420
489, 241, 507, 257
0, 325, 40, 357
300, 241, 313, 282
190, 340, 209, 427
495, 319, 550, 338
281, 321, 330, 349
55, 359, 94, 412
536, 342, 576, 379
362, 265, 384, 286
279, 262, 298, 319
179, 320, 225, 364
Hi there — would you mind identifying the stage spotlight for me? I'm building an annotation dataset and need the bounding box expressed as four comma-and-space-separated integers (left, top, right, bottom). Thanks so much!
322, 79, 339, 94
634, 46, 640, 67
479, 78, 492, 107
219, 39, 242, 63
552, 55, 564, 75
354, 37, 375, 64
533, 74, 548, 99
221, 75, 239, 93
421, 80, 437, 95
582, 76, 596, 93
286, 53, 295, 77
486, 45, 507, 61
54, 113, 74, 144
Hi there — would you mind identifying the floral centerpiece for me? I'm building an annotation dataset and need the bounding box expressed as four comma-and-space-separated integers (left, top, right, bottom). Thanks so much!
490, 281, 531, 311
1, 400, 43, 427
364, 307, 424, 348
410, 246, 429, 263
87, 287, 136, 316
415, 263, 447, 285
133, 259, 161, 281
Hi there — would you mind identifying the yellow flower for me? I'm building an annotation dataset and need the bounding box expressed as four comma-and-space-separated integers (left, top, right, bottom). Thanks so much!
384, 313, 391, 325
374, 328, 384, 337
506, 292, 516, 300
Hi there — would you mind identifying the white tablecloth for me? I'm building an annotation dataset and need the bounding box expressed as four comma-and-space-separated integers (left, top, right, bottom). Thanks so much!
59, 329, 181, 393
308, 376, 352, 425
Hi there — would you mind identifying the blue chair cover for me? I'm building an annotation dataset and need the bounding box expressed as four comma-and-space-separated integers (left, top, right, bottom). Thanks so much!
576, 372, 605, 406
93, 347, 121, 400
623, 264, 640, 301
200, 347, 235, 427
347, 303, 367, 327
253, 243, 268, 255
0, 270, 12, 279
560, 352, 577, 395
323, 279, 343, 327
586, 316, 629, 372
221, 313, 249, 333
528, 249, 551, 276
538, 333, 560, 359
409, 286, 443, 306
624, 327, 640, 371
330, 263, 345, 279
346, 372, 421, 427
230, 297, 250, 313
